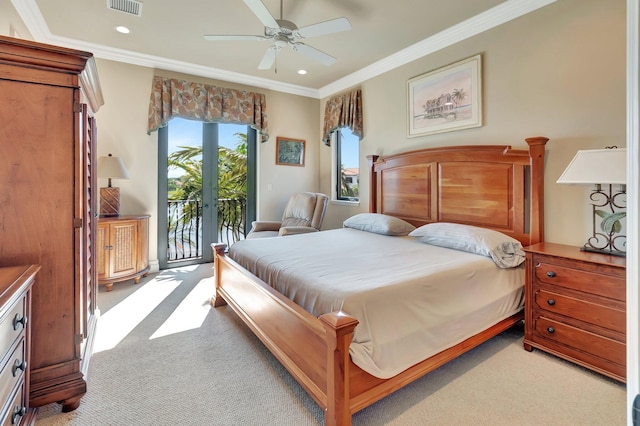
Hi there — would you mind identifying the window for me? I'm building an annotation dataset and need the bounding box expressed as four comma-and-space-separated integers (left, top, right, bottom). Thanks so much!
158, 119, 256, 268
334, 128, 360, 202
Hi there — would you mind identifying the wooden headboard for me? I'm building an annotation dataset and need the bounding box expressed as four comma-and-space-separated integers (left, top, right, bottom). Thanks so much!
367, 137, 548, 246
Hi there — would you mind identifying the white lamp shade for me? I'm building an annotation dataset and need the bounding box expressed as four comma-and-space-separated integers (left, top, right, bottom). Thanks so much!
98, 154, 130, 179
556, 148, 626, 185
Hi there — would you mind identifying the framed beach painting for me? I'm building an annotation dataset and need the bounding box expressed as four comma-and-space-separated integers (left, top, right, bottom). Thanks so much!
276, 137, 305, 166
408, 54, 482, 137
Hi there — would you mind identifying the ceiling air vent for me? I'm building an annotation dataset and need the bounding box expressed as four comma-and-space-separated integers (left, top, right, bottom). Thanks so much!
107, 0, 143, 17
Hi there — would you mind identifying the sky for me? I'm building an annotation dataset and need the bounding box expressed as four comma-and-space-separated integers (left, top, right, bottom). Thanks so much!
167, 117, 359, 172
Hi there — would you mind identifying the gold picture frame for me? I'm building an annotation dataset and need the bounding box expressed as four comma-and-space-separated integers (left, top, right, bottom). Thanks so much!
276, 137, 305, 166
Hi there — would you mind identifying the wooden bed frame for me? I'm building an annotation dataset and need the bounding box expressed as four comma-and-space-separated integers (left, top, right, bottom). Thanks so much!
211, 137, 548, 426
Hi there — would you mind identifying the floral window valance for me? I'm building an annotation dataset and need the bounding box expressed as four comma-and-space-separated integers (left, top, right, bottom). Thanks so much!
147, 76, 269, 142
322, 88, 363, 146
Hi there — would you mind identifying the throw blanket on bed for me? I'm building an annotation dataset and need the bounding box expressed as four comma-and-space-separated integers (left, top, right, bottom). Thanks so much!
229, 228, 524, 379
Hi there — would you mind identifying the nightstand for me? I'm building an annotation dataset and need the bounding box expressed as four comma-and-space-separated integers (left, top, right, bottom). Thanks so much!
97, 215, 150, 291
523, 242, 626, 382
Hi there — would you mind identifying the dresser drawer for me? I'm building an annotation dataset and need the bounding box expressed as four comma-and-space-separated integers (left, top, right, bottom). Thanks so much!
0, 299, 25, 365
1, 385, 24, 426
534, 316, 625, 367
534, 289, 625, 333
533, 260, 625, 301
0, 339, 25, 417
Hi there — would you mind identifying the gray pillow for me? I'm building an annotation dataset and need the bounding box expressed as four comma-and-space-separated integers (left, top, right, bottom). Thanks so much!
409, 222, 525, 268
343, 213, 416, 236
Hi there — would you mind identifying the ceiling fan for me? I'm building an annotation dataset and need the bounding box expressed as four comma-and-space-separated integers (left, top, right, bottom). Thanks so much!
204, 0, 352, 70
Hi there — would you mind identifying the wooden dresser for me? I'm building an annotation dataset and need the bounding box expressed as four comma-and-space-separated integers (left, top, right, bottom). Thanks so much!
97, 215, 150, 291
0, 266, 39, 426
523, 242, 626, 382
0, 36, 103, 411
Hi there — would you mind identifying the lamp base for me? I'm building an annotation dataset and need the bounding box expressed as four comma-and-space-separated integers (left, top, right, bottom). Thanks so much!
100, 187, 121, 217
580, 245, 626, 257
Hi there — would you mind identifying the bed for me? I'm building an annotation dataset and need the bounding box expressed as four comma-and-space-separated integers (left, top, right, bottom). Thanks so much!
211, 137, 548, 426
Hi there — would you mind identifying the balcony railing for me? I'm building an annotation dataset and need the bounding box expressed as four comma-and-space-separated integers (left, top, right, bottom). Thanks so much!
167, 198, 246, 262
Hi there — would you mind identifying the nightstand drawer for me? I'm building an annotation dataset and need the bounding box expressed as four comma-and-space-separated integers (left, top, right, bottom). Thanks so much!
533, 261, 625, 301
0, 338, 25, 414
1, 385, 24, 426
534, 316, 625, 366
0, 299, 26, 365
534, 289, 625, 333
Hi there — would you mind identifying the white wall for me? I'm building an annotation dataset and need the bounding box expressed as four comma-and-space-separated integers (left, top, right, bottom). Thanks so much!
320, 0, 626, 247
0, 0, 29, 39
0, 0, 627, 254
91, 62, 321, 266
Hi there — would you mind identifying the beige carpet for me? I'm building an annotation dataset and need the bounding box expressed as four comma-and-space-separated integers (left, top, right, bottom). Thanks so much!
34, 264, 626, 425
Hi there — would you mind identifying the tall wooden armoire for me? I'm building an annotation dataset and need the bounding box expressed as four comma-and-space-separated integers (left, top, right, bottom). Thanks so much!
0, 36, 103, 411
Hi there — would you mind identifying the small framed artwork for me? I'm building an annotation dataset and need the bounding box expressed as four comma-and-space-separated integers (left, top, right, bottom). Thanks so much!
276, 137, 305, 166
408, 54, 482, 137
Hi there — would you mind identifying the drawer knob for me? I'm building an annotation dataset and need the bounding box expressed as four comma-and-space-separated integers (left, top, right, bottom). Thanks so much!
547, 326, 555, 334
12, 359, 26, 377
11, 406, 26, 425
12, 314, 27, 331
547, 299, 556, 306
546, 271, 556, 278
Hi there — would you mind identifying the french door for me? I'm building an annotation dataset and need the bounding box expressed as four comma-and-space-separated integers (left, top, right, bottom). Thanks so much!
157, 119, 256, 269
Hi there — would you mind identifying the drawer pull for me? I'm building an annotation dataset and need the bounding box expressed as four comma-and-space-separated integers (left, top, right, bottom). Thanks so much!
12, 313, 27, 331
11, 406, 26, 425
546, 326, 555, 334
546, 271, 556, 278
547, 299, 556, 306
12, 359, 26, 377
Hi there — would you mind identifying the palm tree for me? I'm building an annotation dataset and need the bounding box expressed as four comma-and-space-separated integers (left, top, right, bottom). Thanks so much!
168, 145, 203, 201
168, 132, 247, 201
340, 165, 358, 198
452, 88, 467, 106
167, 132, 248, 250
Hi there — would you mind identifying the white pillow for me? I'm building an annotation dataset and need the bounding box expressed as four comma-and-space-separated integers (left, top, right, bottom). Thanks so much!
409, 222, 525, 268
343, 213, 416, 236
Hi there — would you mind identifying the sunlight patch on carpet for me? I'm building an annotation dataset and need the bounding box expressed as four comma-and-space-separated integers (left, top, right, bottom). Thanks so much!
149, 276, 213, 339
94, 266, 198, 353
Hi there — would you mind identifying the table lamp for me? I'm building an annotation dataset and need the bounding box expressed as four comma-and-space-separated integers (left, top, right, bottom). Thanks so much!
98, 153, 130, 217
556, 147, 626, 256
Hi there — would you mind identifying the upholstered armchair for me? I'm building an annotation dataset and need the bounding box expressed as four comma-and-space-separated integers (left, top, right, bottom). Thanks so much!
246, 192, 329, 239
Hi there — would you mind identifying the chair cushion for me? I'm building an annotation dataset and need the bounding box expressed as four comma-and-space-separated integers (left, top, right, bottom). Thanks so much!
246, 230, 279, 239
281, 193, 321, 228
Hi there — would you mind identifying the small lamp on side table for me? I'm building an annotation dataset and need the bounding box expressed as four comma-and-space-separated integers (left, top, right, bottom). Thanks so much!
98, 153, 130, 217
556, 147, 627, 256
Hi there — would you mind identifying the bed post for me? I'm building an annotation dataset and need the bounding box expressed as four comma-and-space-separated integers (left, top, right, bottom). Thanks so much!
211, 243, 228, 307
320, 312, 359, 426
525, 137, 548, 245
367, 155, 380, 213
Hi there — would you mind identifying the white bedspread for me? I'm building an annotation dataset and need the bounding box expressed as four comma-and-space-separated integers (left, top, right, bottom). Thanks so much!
229, 228, 524, 379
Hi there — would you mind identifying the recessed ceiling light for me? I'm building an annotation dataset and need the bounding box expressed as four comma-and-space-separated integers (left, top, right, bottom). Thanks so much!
115, 26, 131, 34
298, 69, 307, 75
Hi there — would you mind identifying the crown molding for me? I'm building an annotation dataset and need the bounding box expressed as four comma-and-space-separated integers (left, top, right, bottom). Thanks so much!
317, 0, 557, 98
12, 0, 556, 100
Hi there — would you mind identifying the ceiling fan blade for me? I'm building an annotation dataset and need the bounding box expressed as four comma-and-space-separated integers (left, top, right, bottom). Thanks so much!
243, 0, 279, 29
296, 17, 351, 39
203, 35, 267, 41
258, 46, 279, 70
292, 43, 336, 66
